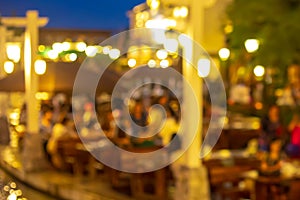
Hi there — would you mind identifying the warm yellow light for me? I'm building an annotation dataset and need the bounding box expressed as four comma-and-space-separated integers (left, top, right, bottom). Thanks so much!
68, 53, 77, 62
34, 59, 47, 75
35, 92, 50, 100
102, 46, 111, 55
6, 43, 21, 63
85, 46, 97, 57
160, 59, 169, 68
197, 58, 211, 77
136, 19, 144, 28
95, 45, 103, 53
156, 49, 168, 60
9, 111, 19, 121
164, 39, 179, 53
237, 66, 246, 76
47, 50, 59, 60
173, 6, 188, 18
141, 11, 149, 20
52, 42, 64, 53
218, 48, 230, 61
4, 61, 14, 74
62, 41, 71, 51
244, 39, 260, 53
275, 89, 283, 97
224, 24, 233, 34
128, 58, 136, 68
145, 19, 177, 29
38, 45, 46, 52
255, 102, 263, 110
136, 12, 143, 21
7, 193, 17, 200
148, 59, 156, 68
109, 48, 121, 59
180, 6, 188, 17
141, 45, 152, 58
253, 65, 265, 77
173, 7, 181, 18
76, 42, 87, 52
128, 45, 138, 53
147, 0, 160, 10
219, 149, 231, 158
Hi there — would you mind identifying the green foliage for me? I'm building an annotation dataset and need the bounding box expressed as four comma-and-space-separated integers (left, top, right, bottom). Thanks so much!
226, 0, 300, 68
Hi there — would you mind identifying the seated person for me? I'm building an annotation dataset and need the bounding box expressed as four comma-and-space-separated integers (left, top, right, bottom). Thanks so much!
259, 105, 286, 152
159, 108, 179, 146
259, 138, 284, 176
47, 117, 77, 169
286, 113, 300, 157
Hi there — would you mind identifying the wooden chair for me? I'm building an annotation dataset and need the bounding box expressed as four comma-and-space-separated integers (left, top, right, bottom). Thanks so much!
57, 137, 87, 174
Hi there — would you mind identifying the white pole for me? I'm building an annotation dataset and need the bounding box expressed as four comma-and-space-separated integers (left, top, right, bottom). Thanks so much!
0, 25, 9, 116
24, 10, 39, 134
0, 26, 6, 78
162, 0, 211, 199
182, 0, 204, 169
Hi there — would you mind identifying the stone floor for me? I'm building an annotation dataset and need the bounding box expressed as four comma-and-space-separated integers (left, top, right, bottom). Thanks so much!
0, 145, 135, 200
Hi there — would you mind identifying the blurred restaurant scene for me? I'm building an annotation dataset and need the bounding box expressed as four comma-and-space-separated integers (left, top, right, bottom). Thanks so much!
1, 0, 300, 199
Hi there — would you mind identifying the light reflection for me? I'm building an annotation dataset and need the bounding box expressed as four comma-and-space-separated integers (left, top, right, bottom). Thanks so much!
4, 185, 10, 192
7, 193, 17, 200
10, 182, 17, 189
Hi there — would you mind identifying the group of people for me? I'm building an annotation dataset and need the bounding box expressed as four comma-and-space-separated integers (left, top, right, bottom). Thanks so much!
258, 105, 300, 176
39, 102, 78, 169
99, 95, 181, 150
130, 95, 180, 147
38, 93, 182, 168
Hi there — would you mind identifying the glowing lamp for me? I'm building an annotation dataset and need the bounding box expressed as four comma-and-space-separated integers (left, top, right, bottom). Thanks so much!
4, 61, 14, 74
34, 59, 47, 75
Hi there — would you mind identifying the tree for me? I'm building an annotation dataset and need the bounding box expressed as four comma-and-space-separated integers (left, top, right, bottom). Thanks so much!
226, 0, 300, 69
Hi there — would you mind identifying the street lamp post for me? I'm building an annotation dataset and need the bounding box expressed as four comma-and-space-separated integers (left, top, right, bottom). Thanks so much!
179, 1, 211, 199
130, 0, 216, 198
0, 26, 6, 78
2, 10, 48, 171
0, 25, 8, 116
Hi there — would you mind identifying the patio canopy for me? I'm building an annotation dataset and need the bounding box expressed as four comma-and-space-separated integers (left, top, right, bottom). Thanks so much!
0, 62, 121, 94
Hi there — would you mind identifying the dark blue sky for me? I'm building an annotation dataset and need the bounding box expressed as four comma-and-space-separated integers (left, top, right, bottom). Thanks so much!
0, 0, 145, 31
